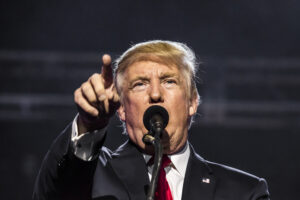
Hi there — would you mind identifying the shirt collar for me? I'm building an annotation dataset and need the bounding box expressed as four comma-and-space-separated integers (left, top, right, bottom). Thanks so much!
143, 142, 190, 177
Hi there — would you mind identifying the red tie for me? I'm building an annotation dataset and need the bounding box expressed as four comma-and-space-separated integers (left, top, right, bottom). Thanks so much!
155, 155, 173, 200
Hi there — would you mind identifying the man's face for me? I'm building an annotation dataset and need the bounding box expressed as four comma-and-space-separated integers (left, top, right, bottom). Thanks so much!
117, 61, 198, 154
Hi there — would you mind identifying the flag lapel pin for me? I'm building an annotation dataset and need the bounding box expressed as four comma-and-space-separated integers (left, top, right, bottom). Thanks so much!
202, 178, 210, 184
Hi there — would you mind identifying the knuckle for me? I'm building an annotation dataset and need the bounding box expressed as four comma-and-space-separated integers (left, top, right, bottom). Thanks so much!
74, 88, 79, 97
85, 106, 95, 114
81, 83, 92, 95
90, 73, 99, 81
95, 88, 105, 96
87, 107, 94, 113
74, 89, 81, 102
91, 73, 99, 78
88, 95, 97, 103
80, 85, 86, 92
74, 95, 78, 103
81, 82, 88, 89
76, 98, 84, 106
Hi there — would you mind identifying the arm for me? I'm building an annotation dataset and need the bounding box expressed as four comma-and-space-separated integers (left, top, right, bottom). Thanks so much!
33, 55, 120, 200
32, 123, 101, 200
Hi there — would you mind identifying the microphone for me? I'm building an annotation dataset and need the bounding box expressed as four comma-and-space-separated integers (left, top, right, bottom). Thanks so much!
143, 105, 169, 133
143, 105, 169, 200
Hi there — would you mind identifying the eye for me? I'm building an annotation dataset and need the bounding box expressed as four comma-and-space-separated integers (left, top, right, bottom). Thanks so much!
131, 81, 148, 91
164, 79, 177, 84
133, 81, 145, 87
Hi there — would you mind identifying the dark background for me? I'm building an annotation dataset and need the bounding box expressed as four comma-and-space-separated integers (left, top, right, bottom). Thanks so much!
1, 0, 299, 199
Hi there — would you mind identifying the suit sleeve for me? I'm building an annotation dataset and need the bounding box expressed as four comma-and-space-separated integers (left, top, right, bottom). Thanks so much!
32, 123, 105, 200
250, 178, 270, 200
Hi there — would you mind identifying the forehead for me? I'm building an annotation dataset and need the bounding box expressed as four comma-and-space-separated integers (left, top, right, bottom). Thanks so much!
124, 61, 181, 78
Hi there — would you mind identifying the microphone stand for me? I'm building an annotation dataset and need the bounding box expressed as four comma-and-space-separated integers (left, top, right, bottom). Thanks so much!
143, 126, 164, 200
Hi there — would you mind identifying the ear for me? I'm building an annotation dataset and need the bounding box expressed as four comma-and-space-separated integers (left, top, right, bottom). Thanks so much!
189, 95, 199, 116
117, 105, 126, 122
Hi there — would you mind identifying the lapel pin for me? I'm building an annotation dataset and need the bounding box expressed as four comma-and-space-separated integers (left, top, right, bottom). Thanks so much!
202, 178, 210, 184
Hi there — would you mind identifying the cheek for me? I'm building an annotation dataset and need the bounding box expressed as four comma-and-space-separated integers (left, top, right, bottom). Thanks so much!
166, 93, 190, 122
123, 96, 146, 126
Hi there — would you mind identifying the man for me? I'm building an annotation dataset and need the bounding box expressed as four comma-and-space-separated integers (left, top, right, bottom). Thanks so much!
33, 40, 270, 200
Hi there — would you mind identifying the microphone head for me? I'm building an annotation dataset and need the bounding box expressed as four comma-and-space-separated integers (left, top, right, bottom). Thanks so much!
143, 105, 169, 131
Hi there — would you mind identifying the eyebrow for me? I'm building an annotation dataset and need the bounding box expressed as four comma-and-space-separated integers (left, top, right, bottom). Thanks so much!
129, 73, 179, 82
128, 71, 181, 88
129, 76, 149, 84
159, 72, 179, 80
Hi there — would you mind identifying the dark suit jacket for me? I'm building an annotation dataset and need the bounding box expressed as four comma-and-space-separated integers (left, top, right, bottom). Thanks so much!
33, 124, 270, 200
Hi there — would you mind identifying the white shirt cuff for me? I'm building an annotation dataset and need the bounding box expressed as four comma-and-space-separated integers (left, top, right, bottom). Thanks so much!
71, 114, 107, 161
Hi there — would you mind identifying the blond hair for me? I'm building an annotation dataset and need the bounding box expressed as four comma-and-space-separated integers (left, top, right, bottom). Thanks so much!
114, 40, 200, 102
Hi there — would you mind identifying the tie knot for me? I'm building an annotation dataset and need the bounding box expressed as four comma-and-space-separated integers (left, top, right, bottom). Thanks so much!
147, 155, 171, 168
161, 155, 171, 168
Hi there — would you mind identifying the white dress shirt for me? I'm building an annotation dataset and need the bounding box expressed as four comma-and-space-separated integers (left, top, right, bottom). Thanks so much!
71, 115, 190, 200
144, 144, 190, 200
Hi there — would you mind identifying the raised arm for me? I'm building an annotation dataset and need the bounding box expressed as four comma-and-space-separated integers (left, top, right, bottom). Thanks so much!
33, 55, 120, 200
74, 54, 120, 133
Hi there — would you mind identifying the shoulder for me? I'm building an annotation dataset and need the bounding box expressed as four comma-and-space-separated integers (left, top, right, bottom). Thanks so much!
190, 145, 265, 185
207, 160, 269, 198
189, 147, 269, 198
206, 159, 267, 187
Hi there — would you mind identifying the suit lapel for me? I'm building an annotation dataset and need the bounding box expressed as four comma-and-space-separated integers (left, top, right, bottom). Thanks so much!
109, 141, 150, 200
182, 144, 216, 200
93, 141, 216, 200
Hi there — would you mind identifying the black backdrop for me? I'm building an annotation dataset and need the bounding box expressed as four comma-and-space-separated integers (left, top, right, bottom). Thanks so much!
1, 1, 299, 199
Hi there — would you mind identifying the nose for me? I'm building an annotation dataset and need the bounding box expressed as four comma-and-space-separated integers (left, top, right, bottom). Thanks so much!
149, 80, 164, 103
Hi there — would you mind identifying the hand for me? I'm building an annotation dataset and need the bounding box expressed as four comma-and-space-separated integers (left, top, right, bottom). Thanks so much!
74, 54, 120, 134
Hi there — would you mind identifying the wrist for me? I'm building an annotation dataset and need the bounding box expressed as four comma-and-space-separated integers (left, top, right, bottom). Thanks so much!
77, 115, 109, 135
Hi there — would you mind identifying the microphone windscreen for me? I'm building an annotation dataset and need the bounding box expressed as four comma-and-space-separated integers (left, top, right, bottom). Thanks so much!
143, 105, 169, 131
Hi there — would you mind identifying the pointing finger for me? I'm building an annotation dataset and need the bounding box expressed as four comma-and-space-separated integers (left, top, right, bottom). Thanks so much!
101, 54, 113, 88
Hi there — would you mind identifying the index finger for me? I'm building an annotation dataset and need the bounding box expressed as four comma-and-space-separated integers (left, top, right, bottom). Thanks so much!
101, 54, 113, 88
